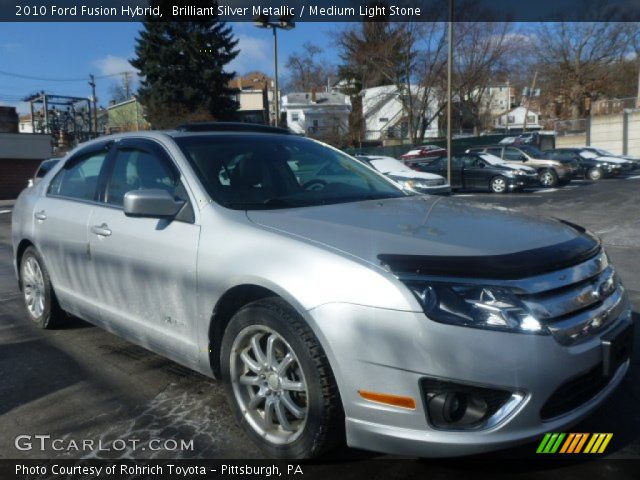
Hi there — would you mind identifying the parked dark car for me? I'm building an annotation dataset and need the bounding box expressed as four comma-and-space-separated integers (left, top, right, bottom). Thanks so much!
580, 147, 638, 171
410, 152, 539, 193
27, 158, 60, 188
466, 145, 575, 187
543, 148, 622, 180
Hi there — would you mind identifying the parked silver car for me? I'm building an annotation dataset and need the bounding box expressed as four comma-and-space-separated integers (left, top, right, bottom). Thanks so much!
11, 125, 634, 459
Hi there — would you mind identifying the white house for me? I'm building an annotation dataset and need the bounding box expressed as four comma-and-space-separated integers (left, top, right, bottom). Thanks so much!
361, 85, 439, 142
18, 114, 33, 133
281, 91, 351, 137
494, 106, 542, 131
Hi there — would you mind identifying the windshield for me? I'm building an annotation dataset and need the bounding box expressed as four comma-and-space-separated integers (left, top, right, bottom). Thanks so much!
592, 148, 615, 156
175, 134, 405, 209
479, 153, 507, 165
518, 145, 544, 157
370, 157, 411, 173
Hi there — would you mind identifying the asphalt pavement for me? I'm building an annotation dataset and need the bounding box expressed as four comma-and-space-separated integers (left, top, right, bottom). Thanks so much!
0, 177, 638, 477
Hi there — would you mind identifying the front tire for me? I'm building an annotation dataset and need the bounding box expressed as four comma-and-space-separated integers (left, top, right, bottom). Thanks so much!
20, 246, 63, 329
489, 175, 508, 194
587, 167, 603, 181
221, 298, 343, 458
539, 169, 558, 187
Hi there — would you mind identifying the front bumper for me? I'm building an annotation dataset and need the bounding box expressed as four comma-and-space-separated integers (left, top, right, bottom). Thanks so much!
507, 174, 538, 190
308, 297, 632, 457
412, 185, 452, 196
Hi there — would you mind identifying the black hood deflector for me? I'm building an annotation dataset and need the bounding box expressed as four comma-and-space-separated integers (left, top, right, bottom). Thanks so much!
378, 231, 601, 280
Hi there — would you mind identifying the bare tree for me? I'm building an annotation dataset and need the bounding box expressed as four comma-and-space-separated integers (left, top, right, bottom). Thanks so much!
535, 22, 636, 118
284, 43, 335, 93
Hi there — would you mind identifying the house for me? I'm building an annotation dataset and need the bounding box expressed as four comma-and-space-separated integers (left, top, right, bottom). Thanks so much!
494, 106, 542, 132
475, 84, 517, 117
281, 91, 351, 139
361, 85, 439, 142
106, 97, 149, 134
229, 72, 275, 124
18, 114, 33, 133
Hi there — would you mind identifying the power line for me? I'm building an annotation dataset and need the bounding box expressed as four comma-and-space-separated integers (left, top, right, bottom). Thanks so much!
0, 69, 137, 82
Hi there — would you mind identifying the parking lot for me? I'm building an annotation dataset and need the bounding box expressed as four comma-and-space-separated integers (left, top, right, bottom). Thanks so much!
0, 176, 638, 472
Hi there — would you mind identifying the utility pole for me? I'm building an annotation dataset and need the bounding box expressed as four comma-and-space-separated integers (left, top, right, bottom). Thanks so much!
122, 72, 132, 100
273, 27, 279, 127
522, 70, 537, 133
89, 74, 98, 134
446, 0, 454, 184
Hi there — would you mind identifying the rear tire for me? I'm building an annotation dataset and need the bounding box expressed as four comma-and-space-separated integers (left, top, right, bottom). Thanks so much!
221, 297, 343, 458
539, 169, 558, 188
587, 167, 603, 181
19, 246, 63, 329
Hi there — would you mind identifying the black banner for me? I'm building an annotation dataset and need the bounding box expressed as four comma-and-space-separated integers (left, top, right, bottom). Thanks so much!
3, 459, 640, 480
2, 0, 640, 22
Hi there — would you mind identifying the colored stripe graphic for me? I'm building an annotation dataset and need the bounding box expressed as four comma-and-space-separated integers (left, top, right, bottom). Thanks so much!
536, 433, 565, 453
538, 433, 613, 454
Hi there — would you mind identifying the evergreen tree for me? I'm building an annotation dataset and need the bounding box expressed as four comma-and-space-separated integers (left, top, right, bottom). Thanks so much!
130, 0, 239, 128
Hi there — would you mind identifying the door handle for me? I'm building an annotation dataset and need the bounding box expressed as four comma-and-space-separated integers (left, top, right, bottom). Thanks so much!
91, 223, 112, 237
34, 211, 47, 221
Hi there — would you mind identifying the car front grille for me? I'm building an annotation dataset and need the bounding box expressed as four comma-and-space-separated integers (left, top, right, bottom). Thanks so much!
424, 178, 445, 187
518, 263, 625, 346
540, 364, 609, 420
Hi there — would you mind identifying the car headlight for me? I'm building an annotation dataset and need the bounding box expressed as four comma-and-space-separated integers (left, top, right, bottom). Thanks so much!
513, 170, 527, 176
405, 282, 547, 334
398, 179, 444, 189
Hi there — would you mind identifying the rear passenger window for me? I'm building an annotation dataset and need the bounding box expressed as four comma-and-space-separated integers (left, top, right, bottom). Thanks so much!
106, 148, 179, 206
48, 151, 108, 201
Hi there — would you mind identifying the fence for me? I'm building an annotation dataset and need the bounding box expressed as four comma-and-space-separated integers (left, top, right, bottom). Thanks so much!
344, 133, 511, 158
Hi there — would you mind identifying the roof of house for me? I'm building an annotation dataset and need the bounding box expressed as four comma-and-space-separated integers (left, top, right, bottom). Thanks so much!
229, 72, 272, 91
283, 92, 348, 106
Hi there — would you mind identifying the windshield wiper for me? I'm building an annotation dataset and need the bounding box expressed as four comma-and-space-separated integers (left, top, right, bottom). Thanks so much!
223, 197, 298, 210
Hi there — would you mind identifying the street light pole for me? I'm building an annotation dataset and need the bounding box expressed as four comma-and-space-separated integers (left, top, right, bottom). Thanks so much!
273, 27, 279, 127
446, 0, 454, 184
255, 15, 295, 128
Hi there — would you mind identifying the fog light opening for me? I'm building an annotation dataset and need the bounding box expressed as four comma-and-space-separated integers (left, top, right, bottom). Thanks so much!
421, 378, 520, 430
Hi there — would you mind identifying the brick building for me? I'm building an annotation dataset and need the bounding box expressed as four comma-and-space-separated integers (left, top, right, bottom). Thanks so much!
0, 132, 53, 200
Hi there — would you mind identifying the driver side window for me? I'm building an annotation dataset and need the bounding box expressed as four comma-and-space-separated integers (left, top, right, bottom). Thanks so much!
106, 147, 179, 206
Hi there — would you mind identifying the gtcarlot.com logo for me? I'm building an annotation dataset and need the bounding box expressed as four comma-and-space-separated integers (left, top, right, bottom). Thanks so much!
536, 433, 613, 454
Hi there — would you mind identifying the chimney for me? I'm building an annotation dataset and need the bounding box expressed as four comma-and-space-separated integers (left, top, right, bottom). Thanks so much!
311, 88, 317, 103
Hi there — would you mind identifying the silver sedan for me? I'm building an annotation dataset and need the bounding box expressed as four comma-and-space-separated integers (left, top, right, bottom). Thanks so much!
11, 127, 633, 458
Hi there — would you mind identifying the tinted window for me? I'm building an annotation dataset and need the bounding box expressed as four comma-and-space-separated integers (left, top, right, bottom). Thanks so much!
48, 151, 108, 201
486, 147, 503, 157
504, 147, 526, 161
106, 148, 179, 206
461, 155, 480, 168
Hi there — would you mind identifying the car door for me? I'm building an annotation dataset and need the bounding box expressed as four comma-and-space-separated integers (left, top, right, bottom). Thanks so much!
504, 147, 528, 165
461, 155, 486, 189
33, 143, 112, 321
87, 138, 201, 363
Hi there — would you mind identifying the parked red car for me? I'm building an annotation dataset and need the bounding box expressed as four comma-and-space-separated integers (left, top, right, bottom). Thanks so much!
400, 145, 447, 161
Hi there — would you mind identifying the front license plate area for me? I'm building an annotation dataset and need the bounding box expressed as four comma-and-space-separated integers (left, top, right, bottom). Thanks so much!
602, 323, 634, 377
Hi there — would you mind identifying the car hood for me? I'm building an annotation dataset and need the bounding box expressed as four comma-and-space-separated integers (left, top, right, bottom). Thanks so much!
247, 196, 597, 276
597, 156, 631, 164
385, 170, 446, 181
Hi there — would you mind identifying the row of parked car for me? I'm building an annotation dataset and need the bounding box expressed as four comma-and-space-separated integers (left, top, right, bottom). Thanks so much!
357, 143, 639, 195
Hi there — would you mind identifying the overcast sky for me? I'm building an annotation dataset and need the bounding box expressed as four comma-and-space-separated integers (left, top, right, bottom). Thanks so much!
0, 21, 339, 113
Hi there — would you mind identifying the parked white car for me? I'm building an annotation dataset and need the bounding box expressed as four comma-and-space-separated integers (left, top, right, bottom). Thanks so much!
356, 155, 451, 195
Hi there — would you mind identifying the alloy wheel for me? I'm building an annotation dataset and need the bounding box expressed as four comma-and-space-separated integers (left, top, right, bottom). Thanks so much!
23, 256, 45, 319
491, 177, 506, 193
230, 325, 308, 445
588, 168, 602, 181
540, 171, 556, 187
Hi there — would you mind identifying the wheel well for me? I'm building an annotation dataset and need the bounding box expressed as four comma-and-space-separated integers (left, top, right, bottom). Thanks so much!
15, 239, 34, 290
209, 284, 276, 377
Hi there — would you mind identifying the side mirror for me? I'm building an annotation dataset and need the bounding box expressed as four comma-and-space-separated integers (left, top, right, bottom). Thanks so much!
123, 189, 185, 218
